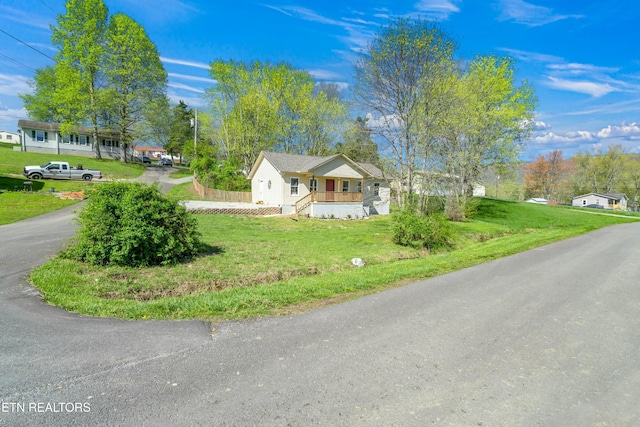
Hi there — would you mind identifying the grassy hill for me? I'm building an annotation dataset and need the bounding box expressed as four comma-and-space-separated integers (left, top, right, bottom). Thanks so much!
0, 147, 145, 225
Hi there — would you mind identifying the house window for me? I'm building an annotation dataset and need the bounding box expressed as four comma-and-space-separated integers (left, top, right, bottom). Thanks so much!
102, 139, 119, 148
357, 181, 362, 193
79, 135, 88, 146
5, 135, 11, 141
290, 177, 299, 196
342, 180, 349, 192
62, 134, 71, 144
374, 182, 380, 196
35, 130, 46, 142
309, 178, 317, 192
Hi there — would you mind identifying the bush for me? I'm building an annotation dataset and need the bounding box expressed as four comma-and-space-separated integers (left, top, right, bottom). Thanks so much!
62, 182, 201, 267
392, 210, 454, 250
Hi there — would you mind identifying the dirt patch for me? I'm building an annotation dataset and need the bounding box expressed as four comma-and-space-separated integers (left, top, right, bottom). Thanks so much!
59, 191, 85, 199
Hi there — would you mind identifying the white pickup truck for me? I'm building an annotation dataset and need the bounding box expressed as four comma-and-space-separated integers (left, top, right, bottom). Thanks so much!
23, 161, 102, 181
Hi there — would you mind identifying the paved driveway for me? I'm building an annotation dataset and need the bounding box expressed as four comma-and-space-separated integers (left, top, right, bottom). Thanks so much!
2, 191, 640, 425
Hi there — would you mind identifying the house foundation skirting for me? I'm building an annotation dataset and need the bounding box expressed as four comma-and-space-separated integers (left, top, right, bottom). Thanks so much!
188, 207, 282, 216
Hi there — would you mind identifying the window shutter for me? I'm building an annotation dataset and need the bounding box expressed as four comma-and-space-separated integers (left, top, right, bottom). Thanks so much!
44, 132, 48, 141
32, 130, 35, 139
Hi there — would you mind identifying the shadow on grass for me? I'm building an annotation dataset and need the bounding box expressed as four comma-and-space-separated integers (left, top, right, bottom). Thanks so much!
0, 175, 48, 192
198, 243, 224, 256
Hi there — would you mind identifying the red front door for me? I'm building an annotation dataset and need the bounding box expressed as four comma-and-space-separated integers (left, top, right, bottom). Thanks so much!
326, 179, 335, 201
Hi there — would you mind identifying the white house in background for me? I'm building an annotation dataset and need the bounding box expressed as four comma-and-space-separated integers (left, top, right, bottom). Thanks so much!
410, 172, 486, 197
17, 119, 127, 159
572, 192, 628, 210
0, 130, 19, 144
247, 151, 390, 218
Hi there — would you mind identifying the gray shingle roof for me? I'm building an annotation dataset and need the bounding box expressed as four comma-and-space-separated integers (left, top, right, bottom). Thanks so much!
261, 151, 385, 178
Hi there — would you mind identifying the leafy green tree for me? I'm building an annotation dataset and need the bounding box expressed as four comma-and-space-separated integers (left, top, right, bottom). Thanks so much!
19, 66, 63, 123
573, 145, 626, 194
51, 0, 110, 158
63, 182, 201, 267
620, 154, 640, 211
104, 13, 167, 162
138, 94, 172, 148
335, 116, 380, 164
165, 101, 193, 160
207, 60, 348, 172
436, 54, 536, 219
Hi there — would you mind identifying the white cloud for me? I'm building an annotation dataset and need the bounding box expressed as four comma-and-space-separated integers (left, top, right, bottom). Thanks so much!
547, 63, 619, 75
264, 5, 375, 54
168, 72, 215, 84
365, 112, 402, 129
596, 122, 640, 139
166, 90, 206, 108
308, 69, 343, 80
498, 48, 563, 64
161, 57, 210, 70
533, 130, 595, 144
413, 0, 461, 20
0, 5, 52, 30
0, 73, 30, 97
497, 0, 583, 27
167, 83, 206, 94
535, 120, 551, 130
531, 122, 640, 149
544, 76, 619, 97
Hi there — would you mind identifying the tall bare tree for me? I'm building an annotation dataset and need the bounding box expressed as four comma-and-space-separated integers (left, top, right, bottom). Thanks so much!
354, 18, 457, 208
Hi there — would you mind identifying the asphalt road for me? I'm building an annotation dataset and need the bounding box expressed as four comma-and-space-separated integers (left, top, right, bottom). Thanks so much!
1, 185, 640, 425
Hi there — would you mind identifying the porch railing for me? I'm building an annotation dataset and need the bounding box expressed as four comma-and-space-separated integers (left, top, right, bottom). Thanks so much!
295, 191, 363, 213
313, 191, 363, 203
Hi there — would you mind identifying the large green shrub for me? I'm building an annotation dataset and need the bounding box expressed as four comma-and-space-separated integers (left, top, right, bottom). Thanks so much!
63, 182, 201, 267
392, 210, 454, 250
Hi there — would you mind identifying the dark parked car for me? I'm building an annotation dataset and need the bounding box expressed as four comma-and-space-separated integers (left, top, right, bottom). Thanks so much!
141, 156, 152, 164
158, 158, 173, 166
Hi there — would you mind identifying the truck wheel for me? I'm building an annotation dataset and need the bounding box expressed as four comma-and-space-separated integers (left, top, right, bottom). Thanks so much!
82, 174, 93, 181
30, 173, 43, 180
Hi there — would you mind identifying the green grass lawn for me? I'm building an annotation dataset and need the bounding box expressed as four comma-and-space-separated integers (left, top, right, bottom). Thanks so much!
30, 199, 640, 321
0, 147, 145, 224
0, 191, 79, 225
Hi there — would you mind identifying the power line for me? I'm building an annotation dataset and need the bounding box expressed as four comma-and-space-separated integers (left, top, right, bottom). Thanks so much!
0, 52, 36, 72
36, 0, 56, 13
0, 28, 55, 62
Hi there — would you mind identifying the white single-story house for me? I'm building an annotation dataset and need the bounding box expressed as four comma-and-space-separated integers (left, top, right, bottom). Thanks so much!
409, 172, 486, 197
0, 130, 19, 144
572, 193, 628, 210
247, 151, 390, 218
17, 119, 128, 159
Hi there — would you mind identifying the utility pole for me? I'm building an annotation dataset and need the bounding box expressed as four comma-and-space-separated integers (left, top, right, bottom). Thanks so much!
190, 109, 198, 156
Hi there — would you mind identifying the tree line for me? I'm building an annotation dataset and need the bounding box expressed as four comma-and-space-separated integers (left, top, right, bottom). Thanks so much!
523, 146, 640, 210
21, 1, 537, 218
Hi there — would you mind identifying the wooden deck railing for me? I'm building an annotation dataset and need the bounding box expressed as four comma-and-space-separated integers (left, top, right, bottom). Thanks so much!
313, 191, 363, 203
295, 191, 363, 212
295, 193, 313, 213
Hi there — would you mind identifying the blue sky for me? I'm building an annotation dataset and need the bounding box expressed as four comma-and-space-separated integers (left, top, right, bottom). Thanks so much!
1, 0, 639, 160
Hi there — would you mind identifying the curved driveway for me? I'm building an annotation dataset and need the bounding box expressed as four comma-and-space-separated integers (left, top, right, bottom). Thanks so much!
2, 178, 640, 425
